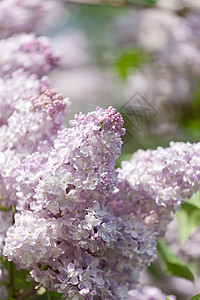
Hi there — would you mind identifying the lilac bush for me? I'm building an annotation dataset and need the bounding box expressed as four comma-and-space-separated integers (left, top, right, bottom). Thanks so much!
0, 1, 199, 299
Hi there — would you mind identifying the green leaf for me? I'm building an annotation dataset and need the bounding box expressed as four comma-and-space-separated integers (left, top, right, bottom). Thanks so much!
113, 46, 149, 79
157, 238, 194, 282
128, 0, 157, 6
176, 192, 200, 243
176, 209, 190, 243
49, 291, 62, 299
0, 205, 12, 212
165, 298, 170, 300
186, 191, 200, 209
190, 295, 200, 300
14, 268, 30, 290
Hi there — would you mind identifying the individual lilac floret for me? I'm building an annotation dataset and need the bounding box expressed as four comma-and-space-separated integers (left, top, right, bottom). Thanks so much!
0, 0, 63, 38
128, 286, 176, 300
0, 33, 59, 78
110, 142, 200, 235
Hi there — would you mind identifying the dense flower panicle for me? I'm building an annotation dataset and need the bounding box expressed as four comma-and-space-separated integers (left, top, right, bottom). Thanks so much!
0, 72, 69, 250
0, 0, 63, 38
4, 209, 157, 299
26, 106, 125, 214
0, 33, 59, 78
128, 286, 176, 300
0, 75, 69, 154
110, 141, 200, 235
4, 107, 159, 299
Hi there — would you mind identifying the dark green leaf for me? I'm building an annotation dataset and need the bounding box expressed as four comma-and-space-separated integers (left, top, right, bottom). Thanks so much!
128, 0, 157, 6
113, 46, 149, 79
49, 291, 62, 299
14, 268, 30, 290
190, 295, 200, 300
157, 238, 194, 282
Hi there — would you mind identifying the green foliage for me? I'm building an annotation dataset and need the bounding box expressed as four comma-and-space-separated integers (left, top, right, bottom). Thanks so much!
113, 46, 149, 79
15, 269, 30, 290
190, 295, 200, 300
178, 79, 200, 133
157, 238, 194, 282
49, 291, 62, 299
128, 0, 158, 6
176, 191, 200, 243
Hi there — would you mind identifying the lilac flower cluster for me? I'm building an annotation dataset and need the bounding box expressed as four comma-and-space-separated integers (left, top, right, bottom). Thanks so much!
4, 101, 200, 298
0, 19, 69, 268
0, 33, 59, 78
0, 71, 69, 211
3, 106, 160, 298
110, 142, 200, 235
0, 0, 63, 38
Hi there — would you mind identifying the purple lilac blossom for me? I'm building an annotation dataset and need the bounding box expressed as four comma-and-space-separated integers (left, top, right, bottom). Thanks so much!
0, 0, 64, 38
110, 141, 200, 235
4, 107, 158, 299
0, 33, 59, 78
0, 73, 69, 208
0, 72, 69, 253
0, 74, 69, 154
